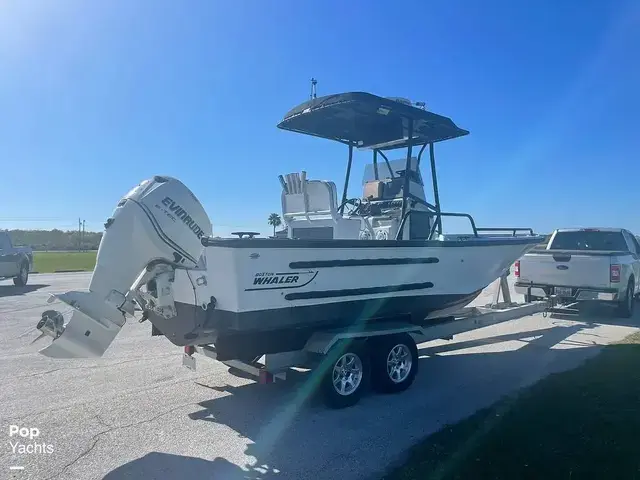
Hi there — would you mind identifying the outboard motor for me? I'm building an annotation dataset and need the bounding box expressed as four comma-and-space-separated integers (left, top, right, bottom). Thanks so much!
36, 176, 212, 358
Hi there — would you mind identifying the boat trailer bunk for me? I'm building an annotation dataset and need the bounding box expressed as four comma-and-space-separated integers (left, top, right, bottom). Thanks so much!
183, 273, 547, 409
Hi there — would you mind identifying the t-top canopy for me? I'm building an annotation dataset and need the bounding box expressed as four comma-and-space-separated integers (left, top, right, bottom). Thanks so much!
277, 92, 469, 150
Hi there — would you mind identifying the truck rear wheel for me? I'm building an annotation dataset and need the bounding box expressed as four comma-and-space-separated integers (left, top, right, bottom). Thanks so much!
13, 262, 29, 287
321, 340, 369, 409
370, 333, 418, 394
617, 280, 635, 319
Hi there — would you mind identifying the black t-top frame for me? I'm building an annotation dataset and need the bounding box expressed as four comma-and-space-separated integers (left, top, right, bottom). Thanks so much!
277, 92, 469, 238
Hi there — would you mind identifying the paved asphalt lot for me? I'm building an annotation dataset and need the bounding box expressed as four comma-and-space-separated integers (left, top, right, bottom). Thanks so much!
1, 273, 639, 480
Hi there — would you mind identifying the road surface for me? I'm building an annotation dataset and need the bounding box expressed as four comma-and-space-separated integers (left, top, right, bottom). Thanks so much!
1, 273, 638, 480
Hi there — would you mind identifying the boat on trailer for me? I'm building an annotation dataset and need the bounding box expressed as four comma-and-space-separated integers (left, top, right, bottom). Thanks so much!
34, 90, 544, 366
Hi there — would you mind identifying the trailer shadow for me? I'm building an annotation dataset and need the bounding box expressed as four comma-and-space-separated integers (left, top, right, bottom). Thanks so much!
167, 318, 624, 479
546, 300, 640, 329
0, 284, 49, 298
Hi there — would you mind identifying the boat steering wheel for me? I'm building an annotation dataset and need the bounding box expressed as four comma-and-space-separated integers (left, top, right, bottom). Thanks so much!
338, 198, 362, 216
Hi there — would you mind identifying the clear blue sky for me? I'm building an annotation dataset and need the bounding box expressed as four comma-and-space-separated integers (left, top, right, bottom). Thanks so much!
1, 0, 638, 236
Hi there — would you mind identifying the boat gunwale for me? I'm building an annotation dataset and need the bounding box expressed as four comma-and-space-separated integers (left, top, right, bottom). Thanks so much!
202, 236, 546, 249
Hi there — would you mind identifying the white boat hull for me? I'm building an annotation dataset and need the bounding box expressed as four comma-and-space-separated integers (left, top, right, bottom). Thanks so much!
148, 236, 541, 359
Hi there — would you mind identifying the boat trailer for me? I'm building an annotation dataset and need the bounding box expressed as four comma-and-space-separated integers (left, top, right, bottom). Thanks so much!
183, 272, 547, 408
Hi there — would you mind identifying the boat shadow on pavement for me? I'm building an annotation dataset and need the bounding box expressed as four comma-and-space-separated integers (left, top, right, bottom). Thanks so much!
103, 452, 265, 479
101, 307, 640, 480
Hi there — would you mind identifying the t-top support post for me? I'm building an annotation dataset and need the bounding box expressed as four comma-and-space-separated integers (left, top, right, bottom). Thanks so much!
401, 118, 414, 226
340, 143, 354, 213
429, 142, 442, 235
373, 149, 379, 181
416, 143, 427, 169
378, 150, 394, 178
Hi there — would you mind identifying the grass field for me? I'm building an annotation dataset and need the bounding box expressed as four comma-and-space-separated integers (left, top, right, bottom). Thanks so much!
385, 331, 640, 480
33, 251, 97, 273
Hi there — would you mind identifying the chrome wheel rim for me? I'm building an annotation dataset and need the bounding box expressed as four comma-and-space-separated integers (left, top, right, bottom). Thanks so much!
332, 353, 363, 396
386, 344, 412, 383
20, 265, 27, 282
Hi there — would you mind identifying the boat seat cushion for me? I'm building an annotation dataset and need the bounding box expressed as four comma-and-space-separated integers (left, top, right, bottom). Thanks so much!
280, 172, 361, 239
305, 181, 337, 214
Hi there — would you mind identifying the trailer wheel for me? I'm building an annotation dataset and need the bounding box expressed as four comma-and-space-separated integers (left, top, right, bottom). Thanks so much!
370, 333, 418, 394
321, 340, 369, 409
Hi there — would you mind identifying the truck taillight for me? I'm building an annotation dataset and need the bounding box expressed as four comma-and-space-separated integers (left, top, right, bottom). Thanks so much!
610, 264, 621, 283
184, 345, 195, 355
514, 260, 520, 278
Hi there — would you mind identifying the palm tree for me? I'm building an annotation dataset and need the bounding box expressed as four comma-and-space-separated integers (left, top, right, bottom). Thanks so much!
268, 213, 282, 237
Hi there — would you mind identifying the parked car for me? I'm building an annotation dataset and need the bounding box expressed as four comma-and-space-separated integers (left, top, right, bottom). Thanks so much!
514, 228, 640, 317
0, 231, 33, 286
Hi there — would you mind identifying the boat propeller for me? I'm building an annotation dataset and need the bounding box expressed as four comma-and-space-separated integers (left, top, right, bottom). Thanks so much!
31, 309, 66, 345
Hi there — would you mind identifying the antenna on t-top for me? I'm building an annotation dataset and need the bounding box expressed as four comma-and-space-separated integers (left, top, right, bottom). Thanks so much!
310, 78, 318, 100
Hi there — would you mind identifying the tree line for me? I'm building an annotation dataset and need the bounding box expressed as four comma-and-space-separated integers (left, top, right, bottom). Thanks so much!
6, 229, 103, 251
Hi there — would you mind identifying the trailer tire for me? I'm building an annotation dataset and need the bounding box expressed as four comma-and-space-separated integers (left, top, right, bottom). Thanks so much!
321, 340, 369, 409
370, 334, 418, 394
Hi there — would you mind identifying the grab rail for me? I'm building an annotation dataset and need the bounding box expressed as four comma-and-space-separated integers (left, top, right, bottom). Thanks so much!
427, 212, 479, 240
397, 211, 536, 241
476, 227, 535, 237
395, 209, 479, 240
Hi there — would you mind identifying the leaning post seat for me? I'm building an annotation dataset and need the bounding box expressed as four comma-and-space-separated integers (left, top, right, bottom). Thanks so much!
279, 172, 361, 240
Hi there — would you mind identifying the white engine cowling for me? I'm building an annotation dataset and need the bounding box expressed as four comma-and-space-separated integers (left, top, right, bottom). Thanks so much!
36, 176, 212, 358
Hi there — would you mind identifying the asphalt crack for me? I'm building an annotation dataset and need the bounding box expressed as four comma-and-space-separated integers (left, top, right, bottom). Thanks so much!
12, 371, 212, 423
44, 402, 197, 480
15, 354, 177, 378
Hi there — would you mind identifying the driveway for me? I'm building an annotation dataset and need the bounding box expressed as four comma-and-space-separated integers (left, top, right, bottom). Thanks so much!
1, 273, 638, 479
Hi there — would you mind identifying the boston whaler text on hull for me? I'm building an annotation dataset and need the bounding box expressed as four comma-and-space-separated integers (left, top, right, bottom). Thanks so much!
34, 91, 544, 366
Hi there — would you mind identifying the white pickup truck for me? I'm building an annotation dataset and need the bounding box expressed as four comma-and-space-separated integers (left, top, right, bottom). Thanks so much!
514, 228, 640, 317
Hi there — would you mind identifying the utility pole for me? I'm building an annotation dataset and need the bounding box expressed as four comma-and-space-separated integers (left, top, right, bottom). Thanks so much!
78, 218, 81, 252
82, 220, 85, 252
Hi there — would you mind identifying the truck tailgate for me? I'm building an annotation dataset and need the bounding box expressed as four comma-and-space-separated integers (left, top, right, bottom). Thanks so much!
519, 251, 612, 288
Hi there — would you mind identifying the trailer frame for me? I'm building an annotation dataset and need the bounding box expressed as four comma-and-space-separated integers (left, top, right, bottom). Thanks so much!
183, 273, 546, 408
